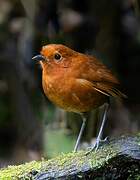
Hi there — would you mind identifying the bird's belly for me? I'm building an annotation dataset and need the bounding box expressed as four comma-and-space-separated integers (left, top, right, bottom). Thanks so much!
43, 79, 107, 113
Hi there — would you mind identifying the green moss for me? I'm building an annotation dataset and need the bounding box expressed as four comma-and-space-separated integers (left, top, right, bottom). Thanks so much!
40, 151, 87, 172
0, 151, 90, 179
0, 148, 123, 178
0, 161, 41, 179
0, 134, 140, 179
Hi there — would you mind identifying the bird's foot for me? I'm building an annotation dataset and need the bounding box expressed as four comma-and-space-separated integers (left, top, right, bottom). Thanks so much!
85, 137, 109, 155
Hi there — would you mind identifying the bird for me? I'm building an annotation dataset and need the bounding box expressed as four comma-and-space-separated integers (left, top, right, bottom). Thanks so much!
32, 44, 125, 152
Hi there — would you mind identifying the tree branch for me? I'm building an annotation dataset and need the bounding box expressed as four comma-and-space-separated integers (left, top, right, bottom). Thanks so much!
0, 134, 140, 179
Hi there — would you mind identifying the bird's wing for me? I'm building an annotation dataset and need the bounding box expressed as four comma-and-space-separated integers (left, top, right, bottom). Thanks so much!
74, 54, 125, 99
76, 79, 126, 99
82, 55, 119, 84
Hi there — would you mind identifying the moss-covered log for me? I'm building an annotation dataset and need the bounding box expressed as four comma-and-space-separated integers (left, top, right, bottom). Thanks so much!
0, 134, 140, 179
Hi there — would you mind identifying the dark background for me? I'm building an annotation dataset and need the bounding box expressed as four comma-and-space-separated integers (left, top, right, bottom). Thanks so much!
0, 0, 140, 167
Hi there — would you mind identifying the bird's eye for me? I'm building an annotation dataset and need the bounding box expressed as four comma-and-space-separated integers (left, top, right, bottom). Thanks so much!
54, 53, 62, 60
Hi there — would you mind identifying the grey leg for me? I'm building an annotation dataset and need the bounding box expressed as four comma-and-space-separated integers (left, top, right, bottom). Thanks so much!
91, 103, 109, 151
73, 113, 87, 152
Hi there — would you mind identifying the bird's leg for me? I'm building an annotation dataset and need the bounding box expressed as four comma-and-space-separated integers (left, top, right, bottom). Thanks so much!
73, 113, 87, 152
91, 103, 109, 151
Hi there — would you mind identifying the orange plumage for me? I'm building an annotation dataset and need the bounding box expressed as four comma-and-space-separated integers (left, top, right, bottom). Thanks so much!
38, 44, 124, 113
32, 44, 125, 151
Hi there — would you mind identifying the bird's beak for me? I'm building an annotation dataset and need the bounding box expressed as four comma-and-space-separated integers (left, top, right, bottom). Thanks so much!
32, 54, 46, 61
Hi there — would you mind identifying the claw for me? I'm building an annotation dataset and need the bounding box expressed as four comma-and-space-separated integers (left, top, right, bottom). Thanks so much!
93, 138, 101, 151
85, 137, 109, 155
100, 136, 109, 143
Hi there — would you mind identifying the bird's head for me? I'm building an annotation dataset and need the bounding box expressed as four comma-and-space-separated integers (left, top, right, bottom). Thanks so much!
32, 44, 78, 70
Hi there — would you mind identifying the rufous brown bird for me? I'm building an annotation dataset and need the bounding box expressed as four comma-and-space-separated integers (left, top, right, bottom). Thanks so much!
32, 44, 125, 152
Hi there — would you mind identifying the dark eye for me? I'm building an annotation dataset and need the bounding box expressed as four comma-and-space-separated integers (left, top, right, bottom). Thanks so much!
54, 53, 62, 60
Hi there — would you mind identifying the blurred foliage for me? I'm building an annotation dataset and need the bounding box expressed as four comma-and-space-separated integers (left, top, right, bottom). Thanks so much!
44, 128, 75, 158
0, 96, 10, 125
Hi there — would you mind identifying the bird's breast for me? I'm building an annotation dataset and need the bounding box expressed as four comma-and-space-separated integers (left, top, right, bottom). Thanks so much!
42, 73, 107, 113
